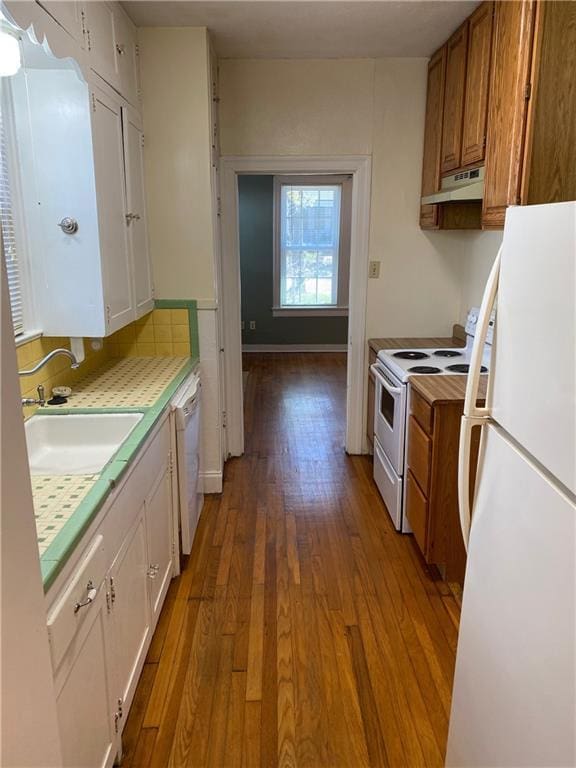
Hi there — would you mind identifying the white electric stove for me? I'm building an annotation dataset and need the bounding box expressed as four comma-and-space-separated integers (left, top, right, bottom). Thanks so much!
370, 308, 493, 532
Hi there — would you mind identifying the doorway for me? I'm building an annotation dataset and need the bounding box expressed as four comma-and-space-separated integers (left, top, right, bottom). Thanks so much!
220, 156, 372, 458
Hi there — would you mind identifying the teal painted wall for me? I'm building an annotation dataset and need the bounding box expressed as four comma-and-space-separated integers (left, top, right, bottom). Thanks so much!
238, 175, 348, 345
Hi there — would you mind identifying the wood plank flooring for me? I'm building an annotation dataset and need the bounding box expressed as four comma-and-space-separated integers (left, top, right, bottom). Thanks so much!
122, 353, 460, 767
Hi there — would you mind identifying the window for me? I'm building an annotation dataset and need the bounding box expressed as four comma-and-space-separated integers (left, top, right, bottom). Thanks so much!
273, 175, 351, 316
0, 85, 24, 335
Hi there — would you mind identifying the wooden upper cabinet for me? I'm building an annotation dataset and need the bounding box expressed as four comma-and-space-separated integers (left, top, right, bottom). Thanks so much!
420, 46, 447, 229
482, 1, 536, 229
461, 2, 494, 166
440, 22, 469, 174
521, 1, 576, 206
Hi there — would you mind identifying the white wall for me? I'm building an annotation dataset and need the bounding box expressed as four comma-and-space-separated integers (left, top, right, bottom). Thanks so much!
139, 27, 216, 302
219, 57, 494, 340
140, 29, 224, 486
452, 230, 503, 322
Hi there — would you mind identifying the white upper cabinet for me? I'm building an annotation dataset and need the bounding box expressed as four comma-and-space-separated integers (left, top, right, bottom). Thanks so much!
123, 106, 154, 317
91, 86, 135, 333
37, 1, 85, 45
83, 2, 120, 91
113, 5, 140, 107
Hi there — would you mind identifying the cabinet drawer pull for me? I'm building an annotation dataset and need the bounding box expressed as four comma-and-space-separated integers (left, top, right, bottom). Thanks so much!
73, 581, 97, 613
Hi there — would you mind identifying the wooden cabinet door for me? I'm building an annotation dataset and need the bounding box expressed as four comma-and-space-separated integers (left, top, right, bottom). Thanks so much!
462, 2, 494, 166
54, 587, 117, 768
521, 1, 576, 206
108, 511, 151, 720
420, 46, 446, 229
482, 0, 536, 229
145, 464, 173, 625
440, 22, 469, 173
91, 86, 134, 334
84, 2, 120, 90
367, 369, 375, 449
122, 106, 154, 318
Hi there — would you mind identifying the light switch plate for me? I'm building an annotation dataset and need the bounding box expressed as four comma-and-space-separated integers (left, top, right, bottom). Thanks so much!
249, 320, 256, 330
368, 261, 381, 279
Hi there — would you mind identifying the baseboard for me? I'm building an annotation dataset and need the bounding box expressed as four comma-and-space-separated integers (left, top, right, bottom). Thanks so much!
201, 470, 223, 494
242, 344, 348, 353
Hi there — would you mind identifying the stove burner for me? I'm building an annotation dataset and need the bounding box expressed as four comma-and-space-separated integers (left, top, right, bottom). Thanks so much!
445, 364, 488, 373
408, 365, 442, 374
434, 349, 463, 358
393, 351, 429, 360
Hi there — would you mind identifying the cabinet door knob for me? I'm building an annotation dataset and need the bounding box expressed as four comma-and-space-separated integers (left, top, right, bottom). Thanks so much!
58, 217, 79, 235
74, 580, 97, 613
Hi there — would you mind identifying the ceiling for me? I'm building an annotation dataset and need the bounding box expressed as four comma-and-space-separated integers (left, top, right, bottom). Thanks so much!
122, 1, 479, 59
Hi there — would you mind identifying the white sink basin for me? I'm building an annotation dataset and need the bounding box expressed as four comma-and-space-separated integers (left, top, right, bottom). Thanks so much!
25, 413, 143, 475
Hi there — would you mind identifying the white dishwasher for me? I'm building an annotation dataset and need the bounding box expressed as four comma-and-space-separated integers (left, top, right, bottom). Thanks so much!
172, 373, 203, 555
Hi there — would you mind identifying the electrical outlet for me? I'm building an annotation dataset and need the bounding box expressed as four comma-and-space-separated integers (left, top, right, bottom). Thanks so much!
241, 320, 245, 331
368, 261, 381, 279
249, 320, 256, 330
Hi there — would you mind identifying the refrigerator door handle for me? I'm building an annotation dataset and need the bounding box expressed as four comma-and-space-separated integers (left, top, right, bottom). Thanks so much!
464, 245, 503, 419
458, 414, 488, 551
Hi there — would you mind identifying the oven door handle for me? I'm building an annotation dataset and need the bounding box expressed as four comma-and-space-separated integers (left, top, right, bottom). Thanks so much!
370, 364, 403, 396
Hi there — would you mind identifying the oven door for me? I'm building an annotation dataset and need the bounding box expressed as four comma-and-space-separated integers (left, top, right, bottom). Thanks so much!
370, 363, 406, 474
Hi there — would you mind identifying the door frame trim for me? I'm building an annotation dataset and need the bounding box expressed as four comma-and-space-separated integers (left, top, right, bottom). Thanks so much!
219, 154, 372, 456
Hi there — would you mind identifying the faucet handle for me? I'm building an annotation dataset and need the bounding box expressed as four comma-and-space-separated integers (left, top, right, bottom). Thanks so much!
37, 384, 45, 406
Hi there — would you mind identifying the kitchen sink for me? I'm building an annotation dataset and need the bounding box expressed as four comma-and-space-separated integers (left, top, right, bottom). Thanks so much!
25, 413, 144, 475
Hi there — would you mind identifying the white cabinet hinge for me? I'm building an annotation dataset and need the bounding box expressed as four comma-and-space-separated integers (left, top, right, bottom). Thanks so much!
105, 590, 111, 613
140, 133, 145, 149
114, 713, 119, 733
135, 43, 140, 57
118, 698, 123, 718
168, 449, 174, 475
106, 304, 111, 326
80, 9, 86, 37
217, 196, 222, 217
91, 93, 96, 113
86, 27, 92, 52
222, 410, 227, 429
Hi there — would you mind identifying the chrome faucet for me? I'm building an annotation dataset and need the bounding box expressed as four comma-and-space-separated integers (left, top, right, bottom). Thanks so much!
22, 384, 46, 408
19, 348, 80, 407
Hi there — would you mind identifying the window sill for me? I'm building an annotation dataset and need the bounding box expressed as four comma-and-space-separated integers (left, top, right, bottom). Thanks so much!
15, 329, 43, 347
272, 306, 349, 318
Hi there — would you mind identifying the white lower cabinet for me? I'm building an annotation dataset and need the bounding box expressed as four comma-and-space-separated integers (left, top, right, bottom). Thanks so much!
48, 416, 175, 762
53, 586, 117, 768
145, 463, 173, 623
108, 510, 151, 719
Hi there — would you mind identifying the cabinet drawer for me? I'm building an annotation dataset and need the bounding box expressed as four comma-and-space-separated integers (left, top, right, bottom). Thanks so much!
406, 470, 429, 556
411, 389, 434, 434
47, 535, 107, 672
407, 415, 432, 493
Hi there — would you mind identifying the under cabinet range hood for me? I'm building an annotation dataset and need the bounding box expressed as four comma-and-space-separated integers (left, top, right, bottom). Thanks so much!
422, 166, 484, 205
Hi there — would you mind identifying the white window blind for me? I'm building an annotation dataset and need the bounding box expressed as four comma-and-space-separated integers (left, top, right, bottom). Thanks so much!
279, 184, 342, 307
0, 99, 24, 334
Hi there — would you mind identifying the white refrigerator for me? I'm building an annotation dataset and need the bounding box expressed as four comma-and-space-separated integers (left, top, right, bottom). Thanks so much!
446, 202, 576, 767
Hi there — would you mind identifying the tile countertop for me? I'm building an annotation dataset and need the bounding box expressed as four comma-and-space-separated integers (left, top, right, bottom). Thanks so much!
33, 355, 198, 591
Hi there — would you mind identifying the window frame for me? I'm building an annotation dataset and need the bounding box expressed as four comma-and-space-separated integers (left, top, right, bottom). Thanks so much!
272, 174, 351, 317
1, 78, 37, 341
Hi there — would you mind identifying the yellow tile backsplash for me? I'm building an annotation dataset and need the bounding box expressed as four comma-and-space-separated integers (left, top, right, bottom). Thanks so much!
108, 309, 191, 359
18, 307, 193, 417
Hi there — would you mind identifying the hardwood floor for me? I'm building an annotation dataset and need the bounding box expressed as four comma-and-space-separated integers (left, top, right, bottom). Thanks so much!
122, 353, 460, 767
